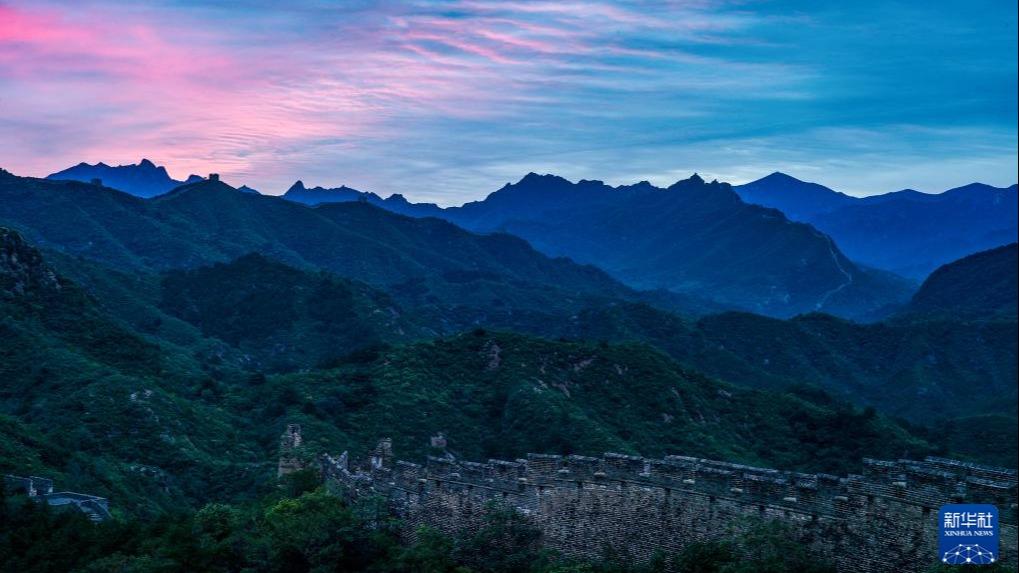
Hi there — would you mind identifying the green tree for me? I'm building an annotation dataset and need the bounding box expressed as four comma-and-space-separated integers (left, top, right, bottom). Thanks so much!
453, 506, 548, 573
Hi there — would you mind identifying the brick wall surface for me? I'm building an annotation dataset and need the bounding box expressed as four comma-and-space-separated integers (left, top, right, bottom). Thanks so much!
317, 439, 1018, 573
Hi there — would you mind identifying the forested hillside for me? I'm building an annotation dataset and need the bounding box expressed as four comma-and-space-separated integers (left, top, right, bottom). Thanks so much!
1, 227, 946, 517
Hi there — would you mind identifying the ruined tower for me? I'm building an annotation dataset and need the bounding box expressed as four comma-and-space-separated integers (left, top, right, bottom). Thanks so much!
369, 438, 393, 470
277, 423, 304, 477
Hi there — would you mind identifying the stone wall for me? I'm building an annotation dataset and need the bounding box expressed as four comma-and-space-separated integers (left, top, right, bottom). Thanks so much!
318, 439, 1018, 572
3, 474, 111, 522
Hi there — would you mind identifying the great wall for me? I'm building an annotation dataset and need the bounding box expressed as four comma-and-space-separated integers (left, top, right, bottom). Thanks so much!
3, 475, 111, 522
278, 425, 1019, 572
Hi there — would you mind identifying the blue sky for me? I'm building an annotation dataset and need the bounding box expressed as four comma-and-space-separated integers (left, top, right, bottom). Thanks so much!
1, 0, 1016, 204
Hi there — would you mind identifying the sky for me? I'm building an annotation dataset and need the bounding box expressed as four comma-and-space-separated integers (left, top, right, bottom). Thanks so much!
1, 0, 1016, 205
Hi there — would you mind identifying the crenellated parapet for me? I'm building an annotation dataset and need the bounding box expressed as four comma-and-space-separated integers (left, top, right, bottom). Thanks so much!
323, 444, 1016, 521
316, 439, 1018, 572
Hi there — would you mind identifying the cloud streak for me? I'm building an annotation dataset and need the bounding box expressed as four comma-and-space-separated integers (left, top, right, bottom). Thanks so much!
1, 0, 1015, 201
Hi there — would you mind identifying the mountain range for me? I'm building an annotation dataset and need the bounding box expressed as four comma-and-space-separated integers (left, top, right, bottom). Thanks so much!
1, 168, 707, 327
66, 241, 1010, 431
734, 172, 1018, 278
435, 173, 914, 319
47, 159, 204, 198
267, 171, 1017, 317
277, 172, 923, 319
45, 160, 1017, 312
3, 164, 1015, 423
46, 159, 260, 198
283, 179, 445, 218
273, 168, 1017, 289
283, 180, 374, 205
2, 160, 1016, 516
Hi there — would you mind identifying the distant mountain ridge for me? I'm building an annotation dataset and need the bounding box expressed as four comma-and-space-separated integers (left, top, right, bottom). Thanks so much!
272, 171, 914, 319
283, 180, 374, 204
29, 160, 1016, 317
46, 159, 197, 198
734, 173, 1018, 278
48, 161, 1014, 283
1, 168, 709, 327
46, 159, 260, 198
282, 179, 444, 217
734, 172, 856, 219
420, 173, 911, 319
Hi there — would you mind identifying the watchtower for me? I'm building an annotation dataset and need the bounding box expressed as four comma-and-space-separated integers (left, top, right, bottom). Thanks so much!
277, 424, 304, 477
370, 438, 393, 470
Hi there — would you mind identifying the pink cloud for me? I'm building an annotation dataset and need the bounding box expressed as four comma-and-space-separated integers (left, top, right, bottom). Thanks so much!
0, 5, 240, 83
0, 0, 796, 194
0, 3, 380, 180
